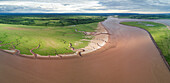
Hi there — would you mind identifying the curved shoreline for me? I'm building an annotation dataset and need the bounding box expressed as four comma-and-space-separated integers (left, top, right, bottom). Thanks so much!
0, 22, 109, 59
119, 22, 170, 71
0, 17, 170, 83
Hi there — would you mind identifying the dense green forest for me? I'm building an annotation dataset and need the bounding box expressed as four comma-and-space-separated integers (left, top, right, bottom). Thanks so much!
0, 15, 106, 26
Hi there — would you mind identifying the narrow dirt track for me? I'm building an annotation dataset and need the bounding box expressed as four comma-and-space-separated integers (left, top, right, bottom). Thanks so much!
0, 17, 170, 83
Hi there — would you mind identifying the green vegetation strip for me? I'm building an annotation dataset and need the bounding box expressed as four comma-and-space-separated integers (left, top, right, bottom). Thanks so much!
0, 15, 106, 26
0, 22, 98, 56
120, 21, 170, 65
118, 15, 170, 19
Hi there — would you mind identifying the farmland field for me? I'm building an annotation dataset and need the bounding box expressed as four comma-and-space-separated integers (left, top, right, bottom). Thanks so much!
120, 21, 170, 65
0, 15, 106, 56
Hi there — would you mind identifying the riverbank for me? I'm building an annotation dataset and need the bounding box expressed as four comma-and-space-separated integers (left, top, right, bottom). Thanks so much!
0, 17, 170, 83
1, 22, 109, 59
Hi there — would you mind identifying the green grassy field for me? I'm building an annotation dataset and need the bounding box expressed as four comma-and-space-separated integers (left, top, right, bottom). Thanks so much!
0, 22, 98, 56
120, 21, 170, 65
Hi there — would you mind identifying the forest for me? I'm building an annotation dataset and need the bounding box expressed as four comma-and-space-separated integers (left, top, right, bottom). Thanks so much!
0, 15, 106, 26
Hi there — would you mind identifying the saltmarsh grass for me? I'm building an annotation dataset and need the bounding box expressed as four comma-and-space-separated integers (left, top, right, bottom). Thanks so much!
0, 23, 98, 56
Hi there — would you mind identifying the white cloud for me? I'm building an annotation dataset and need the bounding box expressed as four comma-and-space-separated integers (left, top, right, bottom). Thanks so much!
0, 1, 105, 13
0, 0, 170, 13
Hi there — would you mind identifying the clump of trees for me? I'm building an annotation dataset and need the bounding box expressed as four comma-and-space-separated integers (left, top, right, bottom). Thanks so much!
0, 15, 106, 26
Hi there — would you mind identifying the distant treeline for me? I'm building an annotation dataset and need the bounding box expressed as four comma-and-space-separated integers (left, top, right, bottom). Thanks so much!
118, 15, 170, 19
0, 13, 140, 16
0, 15, 107, 26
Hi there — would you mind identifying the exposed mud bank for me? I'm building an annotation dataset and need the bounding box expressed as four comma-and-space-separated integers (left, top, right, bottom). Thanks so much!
0, 17, 170, 83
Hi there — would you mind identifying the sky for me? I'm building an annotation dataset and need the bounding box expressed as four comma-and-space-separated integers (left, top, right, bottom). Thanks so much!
0, 0, 170, 14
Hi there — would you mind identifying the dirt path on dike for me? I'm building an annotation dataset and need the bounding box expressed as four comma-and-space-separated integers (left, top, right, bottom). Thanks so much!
0, 17, 170, 83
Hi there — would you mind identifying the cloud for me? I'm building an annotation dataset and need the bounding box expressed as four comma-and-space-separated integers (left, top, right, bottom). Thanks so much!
0, 0, 104, 13
0, 0, 169, 13
98, 0, 170, 12
0, 5, 51, 13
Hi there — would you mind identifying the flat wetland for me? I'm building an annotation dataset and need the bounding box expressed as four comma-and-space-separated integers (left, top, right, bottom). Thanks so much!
0, 15, 106, 56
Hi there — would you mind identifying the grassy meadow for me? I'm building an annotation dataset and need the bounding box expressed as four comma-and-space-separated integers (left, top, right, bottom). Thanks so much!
120, 21, 170, 65
0, 15, 104, 56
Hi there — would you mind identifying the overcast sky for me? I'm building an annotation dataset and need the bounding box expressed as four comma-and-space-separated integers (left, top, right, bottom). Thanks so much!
0, 0, 170, 13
